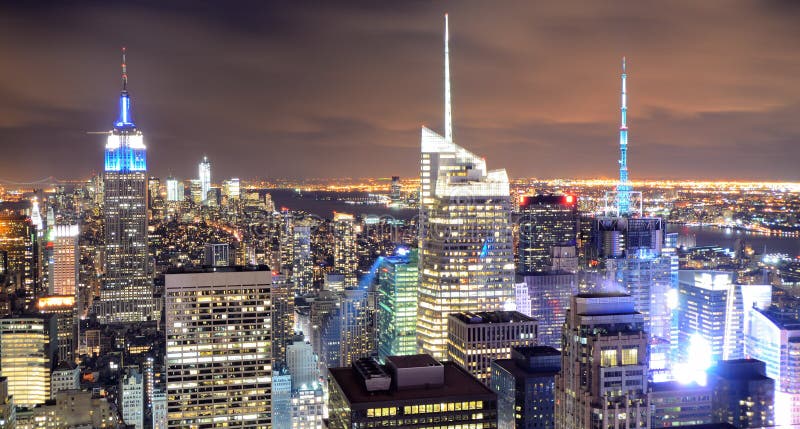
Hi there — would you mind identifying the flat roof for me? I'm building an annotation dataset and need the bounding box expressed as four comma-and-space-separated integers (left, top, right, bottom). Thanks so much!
450, 311, 535, 324
329, 362, 495, 408
165, 265, 271, 274
493, 359, 559, 379
386, 354, 441, 369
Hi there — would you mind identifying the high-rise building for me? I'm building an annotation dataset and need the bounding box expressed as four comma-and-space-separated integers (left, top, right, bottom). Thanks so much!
286, 340, 318, 389
189, 179, 202, 205
555, 293, 650, 429
608, 254, 673, 341
447, 311, 537, 383
165, 177, 183, 202
390, 176, 401, 203
36, 295, 76, 364
291, 219, 313, 295
151, 390, 166, 429
0, 377, 14, 428
708, 359, 775, 428
272, 368, 292, 429
100, 48, 155, 323
517, 195, 578, 273
147, 176, 163, 218
517, 272, 577, 349
377, 249, 418, 361
339, 288, 373, 366
119, 366, 144, 429
0, 316, 56, 408
678, 271, 746, 365
50, 363, 80, 399
223, 178, 240, 201
328, 355, 498, 429
332, 213, 358, 288
648, 381, 713, 428
272, 283, 295, 366
291, 387, 325, 429
0, 213, 37, 302
49, 224, 78, 296
745, 308, 800, 426
165, 267, 273, 427
491, 346, 561, 429
198, 156, 211, 205
418, 15, 514, 359
203, 243, 230, 267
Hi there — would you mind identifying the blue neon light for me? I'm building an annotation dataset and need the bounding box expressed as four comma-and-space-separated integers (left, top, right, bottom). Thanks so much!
114, 92, 136, 129
105, 145, 146, 172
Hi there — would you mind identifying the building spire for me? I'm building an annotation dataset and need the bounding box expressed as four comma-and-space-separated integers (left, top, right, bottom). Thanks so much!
444, 13, 453, 142
121, 46, 128, 91
115, 47, 135, 128
617, 56, 631, 216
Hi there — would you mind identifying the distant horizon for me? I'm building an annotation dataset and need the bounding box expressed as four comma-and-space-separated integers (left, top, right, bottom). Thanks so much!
2, 174, 800, 188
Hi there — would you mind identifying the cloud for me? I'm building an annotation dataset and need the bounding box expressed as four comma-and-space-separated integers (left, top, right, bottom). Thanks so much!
0, 0, 799, 181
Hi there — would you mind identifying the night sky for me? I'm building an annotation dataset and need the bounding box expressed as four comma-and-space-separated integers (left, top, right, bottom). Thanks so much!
1, 1, 800, 182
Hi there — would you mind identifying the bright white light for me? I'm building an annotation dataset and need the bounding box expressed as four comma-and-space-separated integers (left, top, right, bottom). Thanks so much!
689, 334, 712, 371
396, 247, 409, 256
666, 288, 679, 310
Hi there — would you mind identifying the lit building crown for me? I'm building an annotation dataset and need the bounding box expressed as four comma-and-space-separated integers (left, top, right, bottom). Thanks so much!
105, 47, 146, 172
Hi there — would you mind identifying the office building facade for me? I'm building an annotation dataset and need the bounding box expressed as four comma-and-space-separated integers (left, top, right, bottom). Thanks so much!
555, 293, 650, 429
377, 249, 419, 361
165, 267, 273, 427
447, 311, 537, 383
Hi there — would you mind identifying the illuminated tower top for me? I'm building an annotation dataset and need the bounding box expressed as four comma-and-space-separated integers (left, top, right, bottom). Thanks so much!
105, 47, 146, 172
616, 56, 631, 216
115, 47, 135, 130
444, 13, 453, 142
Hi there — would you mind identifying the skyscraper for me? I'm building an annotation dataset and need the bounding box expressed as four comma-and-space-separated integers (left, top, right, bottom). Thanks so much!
745, 308, 800, 426
708, 359, 775, 428
99, 48, 155, 323
0, 316, 56, 408
198, 156, 211, 205
376, 249, 418, 361
417, 14, 514, 360
119, 367, 144, 429
447, 311, 537, 383
0, 212, 37, 303
292, 218, 314, 295
491, 346, 561, 429
165, 267, 273, 427
165, 177, 184, 202
517, 195, 578, 273
49, 224, 78, 296
517, 272, 578, 349
332, 212, 358, 288
555, 293, 650, 429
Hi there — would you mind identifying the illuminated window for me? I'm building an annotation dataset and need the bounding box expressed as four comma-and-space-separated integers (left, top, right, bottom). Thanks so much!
621, 347, 638, 365
601, 349, 617, 366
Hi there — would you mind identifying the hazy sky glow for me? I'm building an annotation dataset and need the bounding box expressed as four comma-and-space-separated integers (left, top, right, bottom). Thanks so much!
1, 1, 799, 182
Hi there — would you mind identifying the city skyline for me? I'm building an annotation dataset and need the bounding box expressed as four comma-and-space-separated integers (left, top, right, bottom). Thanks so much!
1, 1, 800, 182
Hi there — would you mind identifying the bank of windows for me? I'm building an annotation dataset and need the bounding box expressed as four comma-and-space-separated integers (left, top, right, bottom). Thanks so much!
401, 401, 484, 415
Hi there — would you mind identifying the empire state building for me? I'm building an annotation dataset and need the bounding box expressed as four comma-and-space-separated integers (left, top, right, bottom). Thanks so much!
98, 48, 158, 323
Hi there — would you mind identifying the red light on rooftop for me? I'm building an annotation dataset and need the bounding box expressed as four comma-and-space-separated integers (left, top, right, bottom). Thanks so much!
565, 195, 575, 204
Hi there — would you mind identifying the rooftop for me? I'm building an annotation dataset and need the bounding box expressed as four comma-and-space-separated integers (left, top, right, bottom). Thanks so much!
450, 311, 535, 324
385, 354, 441, 369
164, 264, 271, 274
329, 361, 495, 407
493, 358, 559, 380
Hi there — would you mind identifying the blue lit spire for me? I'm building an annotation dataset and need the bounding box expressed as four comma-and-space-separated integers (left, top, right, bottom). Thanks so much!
617, 56, 632, 216
115, 47, 135, 129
